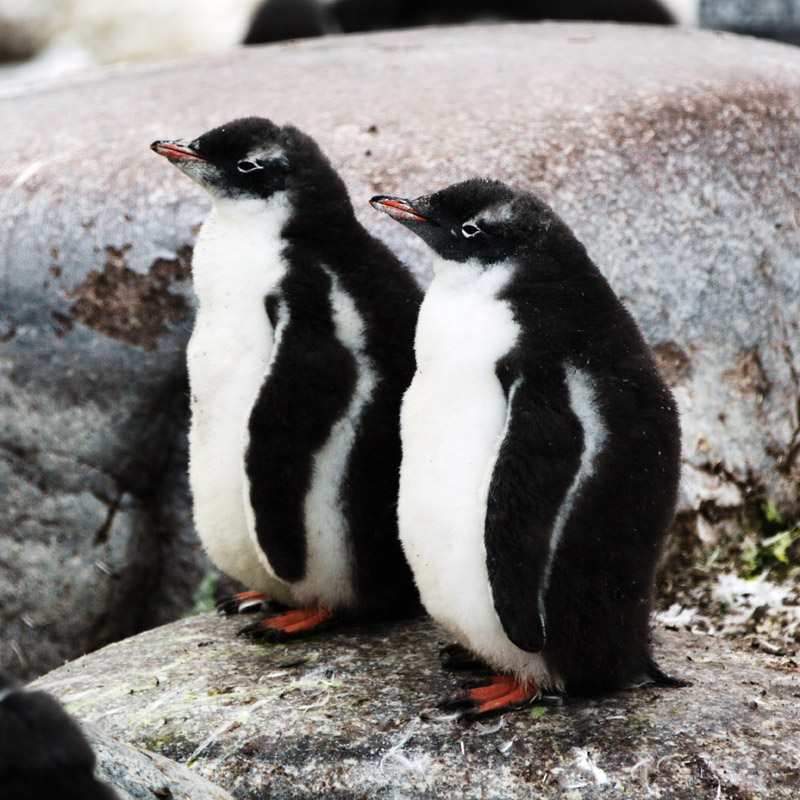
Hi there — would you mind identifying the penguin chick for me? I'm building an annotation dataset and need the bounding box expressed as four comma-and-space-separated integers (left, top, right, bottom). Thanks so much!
243, 0, 337, 46
371, 180, 683, 720
242, 0, 674, 45
0, 673, 119, 800
151, 118, 422, 639
332, 0, 674, 35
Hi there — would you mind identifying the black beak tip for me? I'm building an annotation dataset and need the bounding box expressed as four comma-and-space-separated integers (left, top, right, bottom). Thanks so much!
369, 194, 392, 209
369, 195, 428, 224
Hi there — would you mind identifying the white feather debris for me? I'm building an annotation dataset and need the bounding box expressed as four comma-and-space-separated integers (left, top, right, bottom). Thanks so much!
297, 692, 331, 711
12, 159, 48, 188
572, 747, 609, 785
379, 720, 430, 781
418, 707, 460, 724
655, 602, 716, 636
630, 757, 657, 796
715, 573, 792, 612
283, 666, 340, 695
656, 603, 700, 628
186, 697, 269, 765
474, 718, 505, 735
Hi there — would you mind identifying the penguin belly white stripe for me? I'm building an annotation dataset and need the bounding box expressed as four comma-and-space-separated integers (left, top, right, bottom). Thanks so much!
537, 364, 608, 624
398, 260, 551, 684
187, 192, 292, 595
290, 268, 379, 608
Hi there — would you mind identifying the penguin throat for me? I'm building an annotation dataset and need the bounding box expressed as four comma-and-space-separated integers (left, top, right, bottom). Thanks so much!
431, 256, 513, 292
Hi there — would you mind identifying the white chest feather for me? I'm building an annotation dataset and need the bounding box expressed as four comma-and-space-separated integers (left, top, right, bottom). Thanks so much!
398, 260, 536, 669
187, 192, 291, 593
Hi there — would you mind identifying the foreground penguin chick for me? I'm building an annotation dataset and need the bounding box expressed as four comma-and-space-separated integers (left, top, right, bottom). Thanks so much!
371, 180, 682, 719
151, 118, 422, 639
0, 673, 119, 800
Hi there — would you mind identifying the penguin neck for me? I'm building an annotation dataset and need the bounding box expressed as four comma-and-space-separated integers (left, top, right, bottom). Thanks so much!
210, 190, 291, 232
430, 255, 515, 293
192, 190, 292, 304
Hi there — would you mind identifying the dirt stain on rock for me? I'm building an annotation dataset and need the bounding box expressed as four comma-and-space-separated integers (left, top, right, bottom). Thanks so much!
653, 340, 691, 388
724, 349, 771, 403
68, 244, 193, 351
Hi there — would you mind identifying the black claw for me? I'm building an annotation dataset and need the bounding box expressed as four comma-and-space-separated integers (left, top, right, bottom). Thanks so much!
456, 707, 483, 724
237, 621, 285, 641
439, 643, 490, 673
216, 597, 264, 616
218, 596, 289, 617
458, 695, 538, 724
216, 599, 242, 616
538, 695, 565, 707
236, 621, 258, 637
437, 692, 474, 711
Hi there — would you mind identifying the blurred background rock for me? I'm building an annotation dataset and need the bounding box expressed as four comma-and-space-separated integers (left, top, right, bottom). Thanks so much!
8, 0, 800, 85
8, 1, 800, 88
0, 1, 701, 84
701, 0, 800, 46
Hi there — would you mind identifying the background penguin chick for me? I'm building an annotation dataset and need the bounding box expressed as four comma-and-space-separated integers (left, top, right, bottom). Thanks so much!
151, 118, 422, 641
244, 0, 674, 45
0, 673, 119, 800
372, 179, 683, 720
243, 0, 337, 45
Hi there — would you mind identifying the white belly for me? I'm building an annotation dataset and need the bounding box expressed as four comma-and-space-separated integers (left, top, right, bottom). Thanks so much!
187, 194, 294, 598
398, 259, 553, 684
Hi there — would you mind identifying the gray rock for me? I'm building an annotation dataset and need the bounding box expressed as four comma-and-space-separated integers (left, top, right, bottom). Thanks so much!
2, 23, 799, 679
31, 612, 800, 799
85, 723, 235, 800
0, 0, 57, 61
701, 0, 800, 44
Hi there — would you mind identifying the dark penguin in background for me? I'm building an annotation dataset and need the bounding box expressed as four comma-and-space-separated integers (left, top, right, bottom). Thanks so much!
243, 0, 336, 45
151, 118, 422, 638
0, 673, 119, 800
243, 0, 674, 45
333, 0, 675, 32
372, 180, 682, 719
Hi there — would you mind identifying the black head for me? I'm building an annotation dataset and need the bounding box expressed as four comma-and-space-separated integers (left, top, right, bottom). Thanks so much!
151, 117, 347, 207
371, 178, 558, 265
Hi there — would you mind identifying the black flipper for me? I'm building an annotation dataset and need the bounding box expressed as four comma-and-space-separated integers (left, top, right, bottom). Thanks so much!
484, 369, 583, 654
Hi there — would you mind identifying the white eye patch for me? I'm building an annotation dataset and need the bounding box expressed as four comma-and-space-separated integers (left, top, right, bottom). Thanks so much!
461, 221, 482, 237
238, 148, 290, 174
237, 159, 263, 173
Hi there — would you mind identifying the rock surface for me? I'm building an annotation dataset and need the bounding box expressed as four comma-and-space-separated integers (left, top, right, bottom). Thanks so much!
84, 723, 235, 800
2, 23, 800, 679
701, 0, 800, 44
32, 612, 800, 799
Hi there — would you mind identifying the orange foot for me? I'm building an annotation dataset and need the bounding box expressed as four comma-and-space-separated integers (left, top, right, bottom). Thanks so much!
439, 675, 538, 722
216, 590, 273, 615
238, 604, 335, 641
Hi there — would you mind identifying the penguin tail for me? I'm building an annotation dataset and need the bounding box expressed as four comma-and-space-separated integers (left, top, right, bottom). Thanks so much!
644, 656, 690, 688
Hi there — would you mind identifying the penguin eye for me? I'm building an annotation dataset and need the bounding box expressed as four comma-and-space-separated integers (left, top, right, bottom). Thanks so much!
461, 223, 482, 238
237, 159, 263, 173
